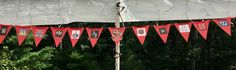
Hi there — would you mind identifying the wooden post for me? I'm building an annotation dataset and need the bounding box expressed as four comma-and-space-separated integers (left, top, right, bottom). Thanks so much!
115, 42, 120, 70
115, 0, 123, 70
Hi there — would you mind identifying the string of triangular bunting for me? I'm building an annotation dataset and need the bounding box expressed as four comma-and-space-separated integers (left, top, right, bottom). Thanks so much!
0, 18, 233, 48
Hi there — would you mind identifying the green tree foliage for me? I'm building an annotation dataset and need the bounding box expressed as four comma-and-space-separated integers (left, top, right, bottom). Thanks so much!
0, 30, 55, 70
0, 46, 15, 70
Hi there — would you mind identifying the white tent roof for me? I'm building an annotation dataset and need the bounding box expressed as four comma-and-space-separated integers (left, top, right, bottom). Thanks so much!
0, 0, 236, 25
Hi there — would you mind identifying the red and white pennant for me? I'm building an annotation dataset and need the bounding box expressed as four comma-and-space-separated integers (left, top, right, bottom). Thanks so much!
193, 20, 210, 40
132, 25, 149, 45
175, 22, 192, 42
51, 27, 67, 47
15, 26, 31, 46
86, 28, 103, 48
0, 24, 12, 44
154, 24, 171, 43
68, 28, 84, 47
32, 27, 48, 47
213, 18, 232, 36
108, 27, 125, 45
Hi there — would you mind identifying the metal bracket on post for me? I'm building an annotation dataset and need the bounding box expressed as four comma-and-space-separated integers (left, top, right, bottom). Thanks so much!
114, 49, 122, 58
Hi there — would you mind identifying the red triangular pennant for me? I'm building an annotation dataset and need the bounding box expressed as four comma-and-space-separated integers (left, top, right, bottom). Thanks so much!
51, 27, 67, 47
0, 24, 12, 44
154, 24, 171, 43
193, 20, 210, 40
175, 22, 192, 42
132, 25, 149, 45
108, 27, 125, 45
32, 27, 48, 47
213, 18, 231, 36
86, 28, 103, 48
68, 28, 83, 47
15, 26, 31, 46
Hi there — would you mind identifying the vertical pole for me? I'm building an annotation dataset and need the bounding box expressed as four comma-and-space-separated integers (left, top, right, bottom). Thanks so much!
115, 43, 120, 70
115, 9, 121, 70
115, 0, 122, 70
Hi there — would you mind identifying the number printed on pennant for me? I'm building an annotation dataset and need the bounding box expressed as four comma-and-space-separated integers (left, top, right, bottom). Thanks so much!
219, 20, 229, 26
179, 24, 190, 32
137, 28, 146, 36
71, 30, 80, 39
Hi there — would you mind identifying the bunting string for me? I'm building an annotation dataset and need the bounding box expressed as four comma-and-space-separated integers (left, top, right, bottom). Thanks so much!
0, 17, 234, 47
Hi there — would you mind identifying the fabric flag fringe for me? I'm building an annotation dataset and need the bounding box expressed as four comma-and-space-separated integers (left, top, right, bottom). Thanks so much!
0, 17, 234, 47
